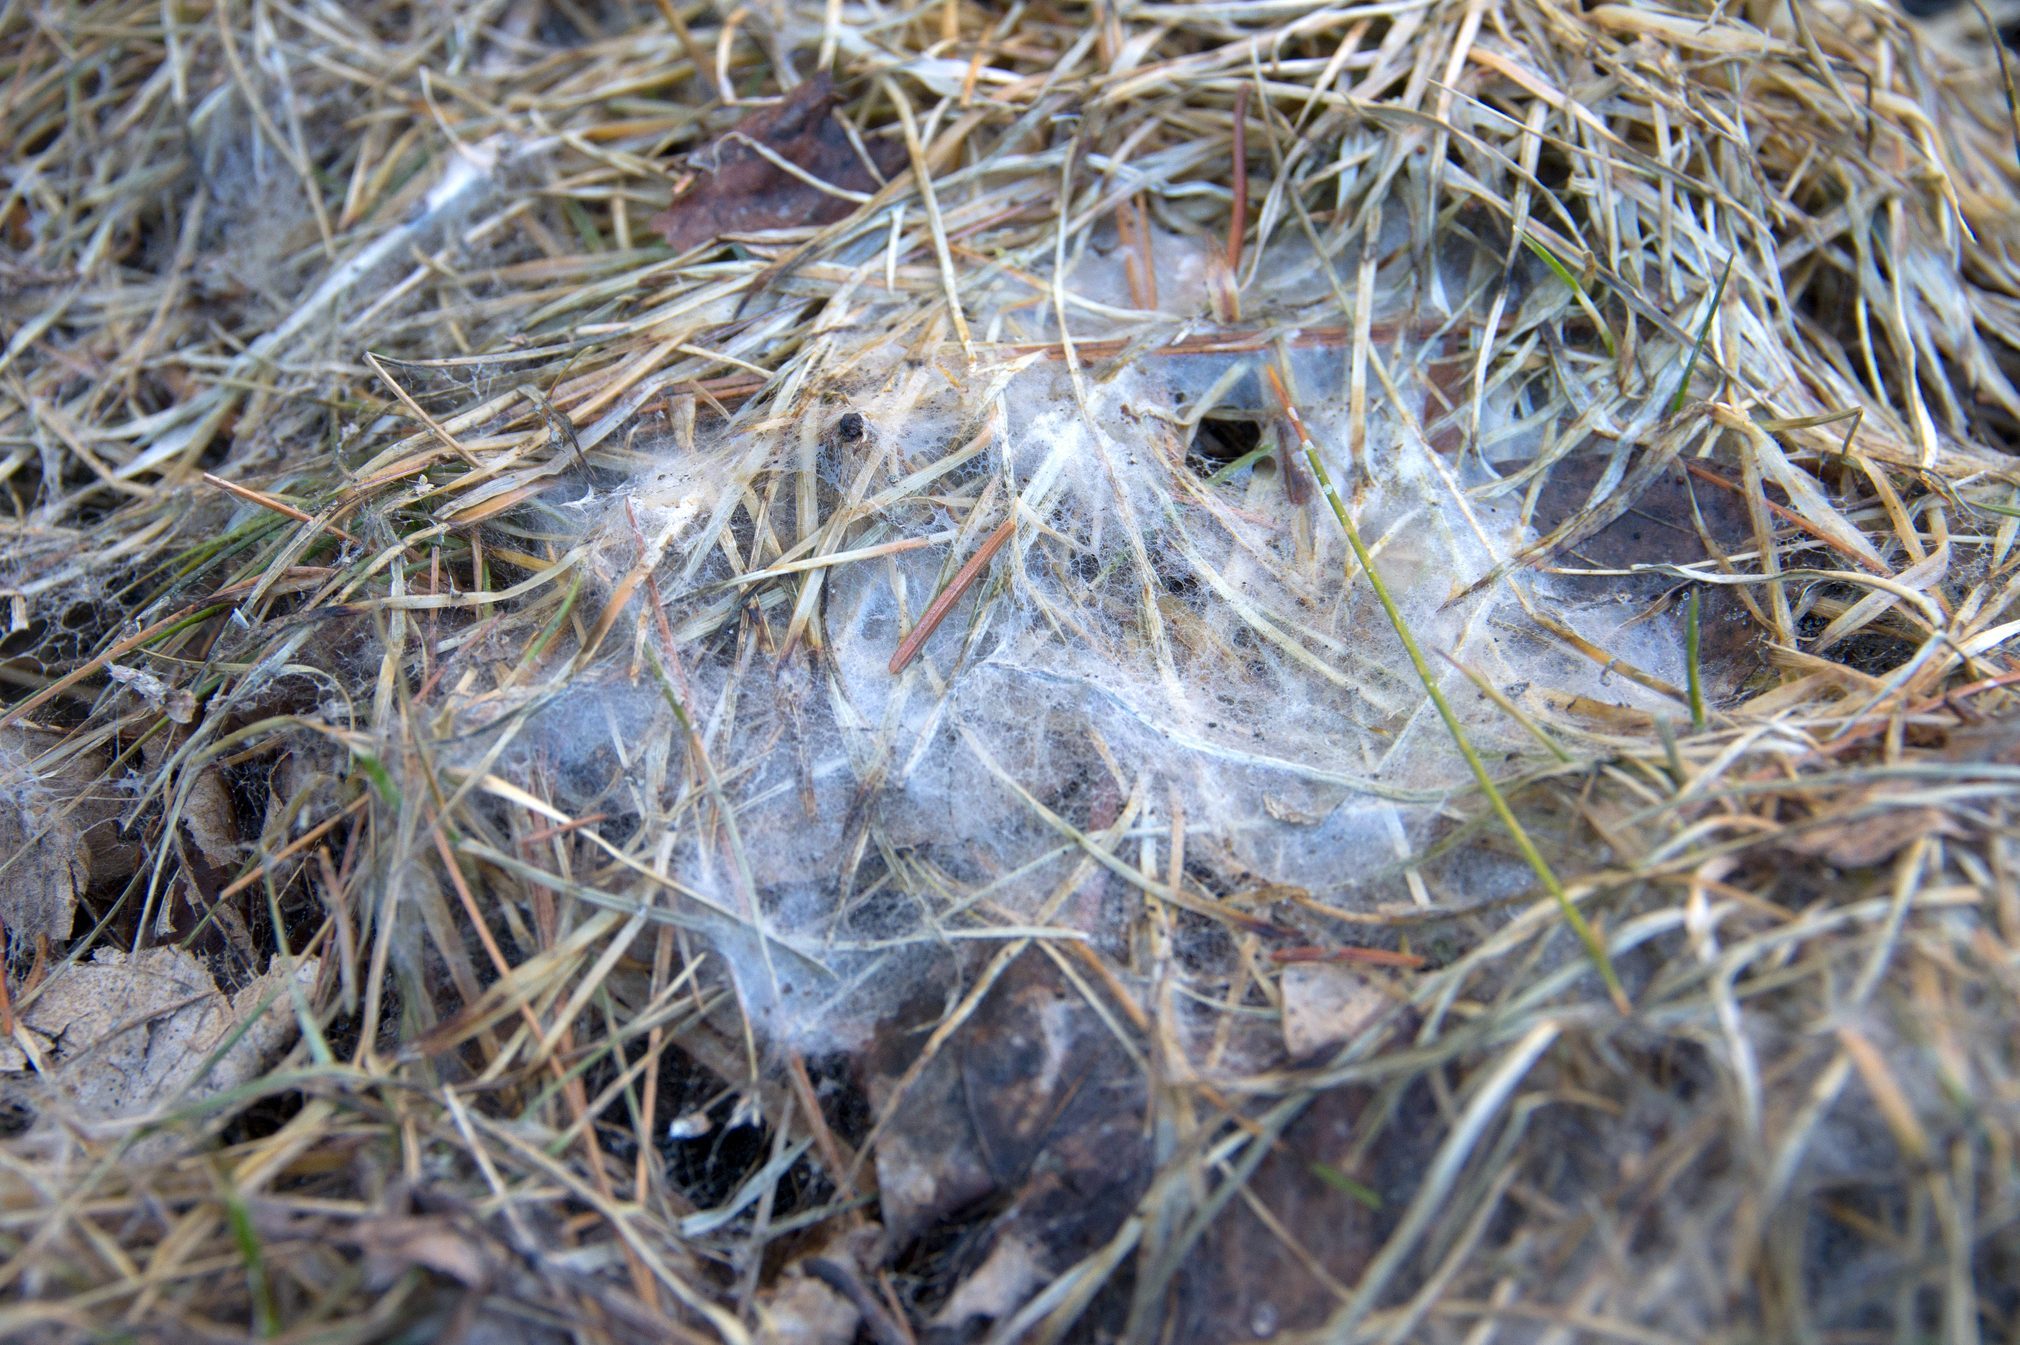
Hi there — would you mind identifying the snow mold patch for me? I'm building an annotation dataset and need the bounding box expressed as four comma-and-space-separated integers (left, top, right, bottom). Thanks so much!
435, 237, 1701, 1056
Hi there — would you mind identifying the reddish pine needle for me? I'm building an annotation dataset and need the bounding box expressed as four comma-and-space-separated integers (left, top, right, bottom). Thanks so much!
888, 514, 1017, 675
1226, 83, 1250, 274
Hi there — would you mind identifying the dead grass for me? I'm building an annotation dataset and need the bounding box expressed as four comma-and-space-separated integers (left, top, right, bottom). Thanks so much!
2, 0, 2018, 1341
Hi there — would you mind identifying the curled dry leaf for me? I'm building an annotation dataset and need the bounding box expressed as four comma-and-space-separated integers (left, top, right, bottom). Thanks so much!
0, 798, 85, 953
180, 764, 241, 872
137, 727, 242, 874
649, 73, 903, 252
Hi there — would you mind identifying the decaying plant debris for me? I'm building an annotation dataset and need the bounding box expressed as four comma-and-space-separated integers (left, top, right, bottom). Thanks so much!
3, 0, 2019, 1340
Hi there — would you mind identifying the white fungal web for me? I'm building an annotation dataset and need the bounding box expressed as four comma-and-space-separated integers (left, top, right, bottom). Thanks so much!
447, 204, 1702, 1056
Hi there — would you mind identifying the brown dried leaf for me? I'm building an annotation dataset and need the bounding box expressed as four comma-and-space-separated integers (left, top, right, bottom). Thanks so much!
0, 808, 83, 953
1177, 1083, 1429, 1339
181, 765, 241, 871
867, 956, 1147, 1259
649, 75, 901, 252
1, 946, 315, 1145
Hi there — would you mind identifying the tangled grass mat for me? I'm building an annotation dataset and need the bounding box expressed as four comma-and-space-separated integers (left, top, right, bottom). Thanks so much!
2, 0, 2019, 1340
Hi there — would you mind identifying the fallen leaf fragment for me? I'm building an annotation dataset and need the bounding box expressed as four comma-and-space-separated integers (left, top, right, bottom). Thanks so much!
933, 1232, 1046, 1328
0, 728, 92, 949
649, 74, 902, 252
106, 662, 196, 723
1, 946, 315, 1150
1280, 962, 1389, 1058
352, 1214, 497, 1289
757, 1272, 860, 1345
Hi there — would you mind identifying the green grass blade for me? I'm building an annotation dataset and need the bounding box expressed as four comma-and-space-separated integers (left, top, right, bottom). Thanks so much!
220, 1175, 277, 1337
1310, 1161, 1383, 1210
1522, 231, 1616, 361
1668, 253, 1736, 414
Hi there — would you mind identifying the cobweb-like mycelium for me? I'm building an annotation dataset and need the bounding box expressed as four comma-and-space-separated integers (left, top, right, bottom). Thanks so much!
497, 208, 1721, 1048
5, 0, 2019, 1338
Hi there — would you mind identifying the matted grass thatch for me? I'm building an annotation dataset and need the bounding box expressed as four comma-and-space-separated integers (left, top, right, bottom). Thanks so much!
2, 0, 2019, 1341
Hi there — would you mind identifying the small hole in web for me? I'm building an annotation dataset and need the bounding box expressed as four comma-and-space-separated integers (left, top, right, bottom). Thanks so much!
1187, 413, 1264, 479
